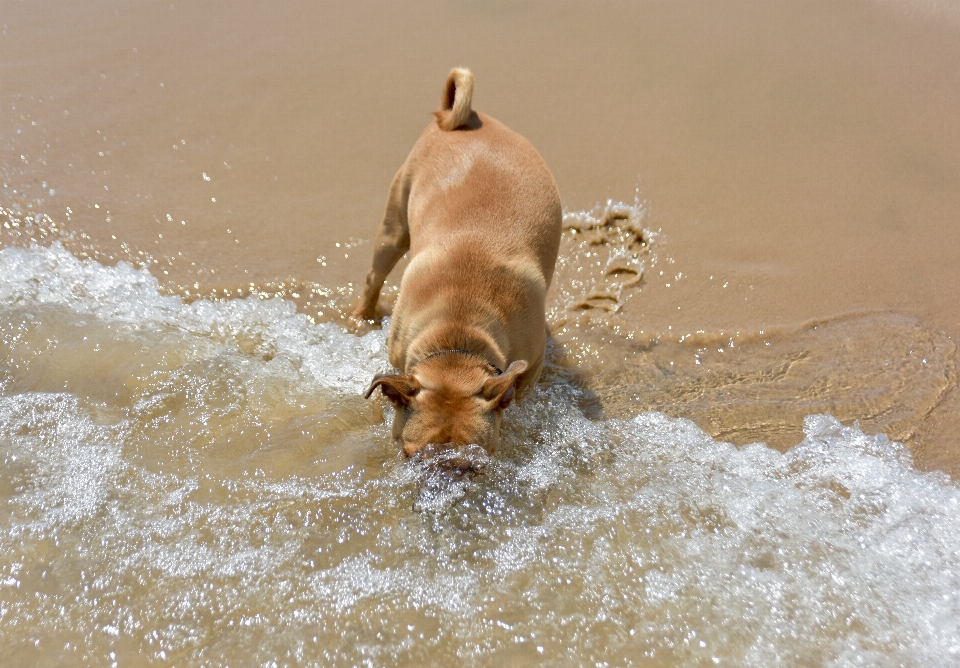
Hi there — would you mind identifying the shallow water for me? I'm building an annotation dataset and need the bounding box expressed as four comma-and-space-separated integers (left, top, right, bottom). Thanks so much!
2, 243, 960, 666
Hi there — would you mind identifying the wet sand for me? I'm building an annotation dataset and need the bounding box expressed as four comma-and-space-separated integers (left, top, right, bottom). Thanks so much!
4, 0, 960, 471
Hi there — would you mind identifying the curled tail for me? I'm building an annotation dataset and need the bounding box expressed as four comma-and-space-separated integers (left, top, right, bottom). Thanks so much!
435, 67, 474, 131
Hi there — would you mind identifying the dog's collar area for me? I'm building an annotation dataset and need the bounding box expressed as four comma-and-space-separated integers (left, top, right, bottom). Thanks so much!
417, 349, 503, 375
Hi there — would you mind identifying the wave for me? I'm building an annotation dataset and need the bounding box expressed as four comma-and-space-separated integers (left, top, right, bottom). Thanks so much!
1, 244, 959, 666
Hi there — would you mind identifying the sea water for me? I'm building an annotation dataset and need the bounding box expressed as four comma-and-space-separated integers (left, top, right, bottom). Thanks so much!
2, 242, 960, 667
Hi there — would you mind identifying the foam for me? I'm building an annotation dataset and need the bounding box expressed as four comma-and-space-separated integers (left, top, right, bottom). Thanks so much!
0, 242, 390, 396
2, 244, 960, 666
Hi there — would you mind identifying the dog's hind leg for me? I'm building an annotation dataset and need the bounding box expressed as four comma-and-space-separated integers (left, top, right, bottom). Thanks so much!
352, 169, 411, 320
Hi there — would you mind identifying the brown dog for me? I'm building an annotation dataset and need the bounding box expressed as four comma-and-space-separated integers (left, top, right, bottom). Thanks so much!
353, 67, 562, 456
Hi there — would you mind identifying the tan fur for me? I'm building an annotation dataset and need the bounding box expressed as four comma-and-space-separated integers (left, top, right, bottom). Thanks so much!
354, 67, 562, 456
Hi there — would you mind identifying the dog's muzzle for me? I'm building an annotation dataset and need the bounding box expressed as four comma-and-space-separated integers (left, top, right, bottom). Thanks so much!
417, 442, 490, 478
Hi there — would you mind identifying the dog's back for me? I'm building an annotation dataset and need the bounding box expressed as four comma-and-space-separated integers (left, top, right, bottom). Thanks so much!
387, 71, 562, 380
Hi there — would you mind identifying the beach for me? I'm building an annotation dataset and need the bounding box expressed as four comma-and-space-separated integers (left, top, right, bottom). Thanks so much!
2, 1, 960, 664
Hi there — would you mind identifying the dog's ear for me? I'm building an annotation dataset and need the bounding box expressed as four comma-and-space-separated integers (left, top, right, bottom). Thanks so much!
481, 360, 529, 409
364, 373, 420, 407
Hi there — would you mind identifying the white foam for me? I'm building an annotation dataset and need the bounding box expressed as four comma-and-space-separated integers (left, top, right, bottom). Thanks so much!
1, 244, 960, 666
0, 243, 390, 395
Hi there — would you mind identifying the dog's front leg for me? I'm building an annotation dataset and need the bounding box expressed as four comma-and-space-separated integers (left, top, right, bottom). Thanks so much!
352, 170, 411, 321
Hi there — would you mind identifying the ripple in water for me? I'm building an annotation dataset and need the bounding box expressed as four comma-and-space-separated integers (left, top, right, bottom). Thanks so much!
1, 243, 960, 666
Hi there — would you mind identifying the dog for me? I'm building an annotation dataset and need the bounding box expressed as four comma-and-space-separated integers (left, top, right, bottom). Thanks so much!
353, 67, 562, 457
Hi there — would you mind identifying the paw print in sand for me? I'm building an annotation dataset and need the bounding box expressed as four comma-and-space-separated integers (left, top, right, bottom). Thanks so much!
551, 199, 656, 317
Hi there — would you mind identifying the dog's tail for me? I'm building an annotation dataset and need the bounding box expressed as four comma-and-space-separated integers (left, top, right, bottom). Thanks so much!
435, 67, 474, 131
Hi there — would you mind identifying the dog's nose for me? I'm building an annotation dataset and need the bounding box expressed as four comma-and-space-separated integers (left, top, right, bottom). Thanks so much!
419, 442, 489, 476
419, 442, 458, 459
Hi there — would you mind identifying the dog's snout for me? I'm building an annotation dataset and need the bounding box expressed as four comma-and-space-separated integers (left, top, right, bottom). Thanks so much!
420, 442, 459, 458
417, 442, 490, 478
405, 441, 462, 458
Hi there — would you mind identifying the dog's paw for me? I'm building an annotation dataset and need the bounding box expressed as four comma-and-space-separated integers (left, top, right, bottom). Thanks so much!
345, 313, 377, 336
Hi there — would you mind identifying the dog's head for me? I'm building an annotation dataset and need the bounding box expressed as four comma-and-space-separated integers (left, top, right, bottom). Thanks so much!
364, 354, 528, 456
